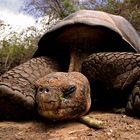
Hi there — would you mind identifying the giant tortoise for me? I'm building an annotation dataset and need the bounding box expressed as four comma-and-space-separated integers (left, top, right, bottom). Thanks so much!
0, 10, 140, 121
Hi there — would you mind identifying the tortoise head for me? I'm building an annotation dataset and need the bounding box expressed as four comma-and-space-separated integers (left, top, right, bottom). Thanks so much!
35, 72, 91, 121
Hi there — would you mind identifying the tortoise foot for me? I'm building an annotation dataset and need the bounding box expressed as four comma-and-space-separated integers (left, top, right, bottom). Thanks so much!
126, 81, 140, 117
0, 83, 35, 120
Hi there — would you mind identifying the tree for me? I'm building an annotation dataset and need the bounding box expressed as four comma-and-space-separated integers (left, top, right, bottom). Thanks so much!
23, 0, 140, 32
23, 0, 81, 19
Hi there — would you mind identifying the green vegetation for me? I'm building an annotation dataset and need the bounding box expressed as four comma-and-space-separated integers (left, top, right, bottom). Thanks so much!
0, 26, 38, 75
0, 40, 36, 75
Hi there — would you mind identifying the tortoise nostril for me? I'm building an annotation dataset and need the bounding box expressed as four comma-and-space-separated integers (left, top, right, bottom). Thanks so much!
39, 88, 43, 92
44, 88, 49, 93
39, 87, 49, 93
63, 85, 76, 97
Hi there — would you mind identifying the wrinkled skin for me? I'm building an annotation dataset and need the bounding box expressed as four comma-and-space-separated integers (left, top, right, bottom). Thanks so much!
82, 52, 140, 116
1, 52, 140, 121
0, 57, 61, 119
0, 57, 91, 120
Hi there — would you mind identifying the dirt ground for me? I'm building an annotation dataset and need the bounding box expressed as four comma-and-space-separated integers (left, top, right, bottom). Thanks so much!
0, 111, 140, 140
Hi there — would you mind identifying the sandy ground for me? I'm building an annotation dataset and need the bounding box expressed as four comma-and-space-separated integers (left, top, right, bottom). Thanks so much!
0, 111, 140, 140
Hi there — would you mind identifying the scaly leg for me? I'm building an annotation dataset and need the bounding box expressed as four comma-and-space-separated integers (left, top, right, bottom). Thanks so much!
0, 57, 60, 120
82, 52, 140, 116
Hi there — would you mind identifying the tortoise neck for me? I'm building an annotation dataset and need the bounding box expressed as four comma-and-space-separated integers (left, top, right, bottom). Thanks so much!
68, 48, 87, 72
68, 49, 80, 72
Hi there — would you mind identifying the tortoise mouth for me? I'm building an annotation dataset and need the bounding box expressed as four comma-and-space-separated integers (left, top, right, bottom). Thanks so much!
38, 106, 86, 120
37, 98, 88, 120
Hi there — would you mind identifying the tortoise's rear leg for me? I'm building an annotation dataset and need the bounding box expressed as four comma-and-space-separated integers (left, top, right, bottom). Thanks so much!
126, 80, 140, 117
0, 57, 60, 120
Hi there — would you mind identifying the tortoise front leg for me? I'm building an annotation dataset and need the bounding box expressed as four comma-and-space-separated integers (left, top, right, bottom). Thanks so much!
0, 57, 61, 120
82, 52, 140, 117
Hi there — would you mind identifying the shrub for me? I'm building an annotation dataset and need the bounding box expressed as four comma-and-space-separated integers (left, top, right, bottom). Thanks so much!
0, 40, 36, 75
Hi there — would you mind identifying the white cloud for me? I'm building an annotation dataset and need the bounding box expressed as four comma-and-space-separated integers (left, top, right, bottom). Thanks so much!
0, 0, 44, 41
0, 10, 36, 29
0, 0, 36, 31
0, 10, 37, 40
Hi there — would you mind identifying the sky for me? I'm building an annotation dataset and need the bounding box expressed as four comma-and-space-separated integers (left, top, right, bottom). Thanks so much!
0, 0, 36, 30
0, 0, 22, 13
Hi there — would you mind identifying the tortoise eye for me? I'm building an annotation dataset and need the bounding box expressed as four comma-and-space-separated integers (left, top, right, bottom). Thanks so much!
63, 85, 76, 97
